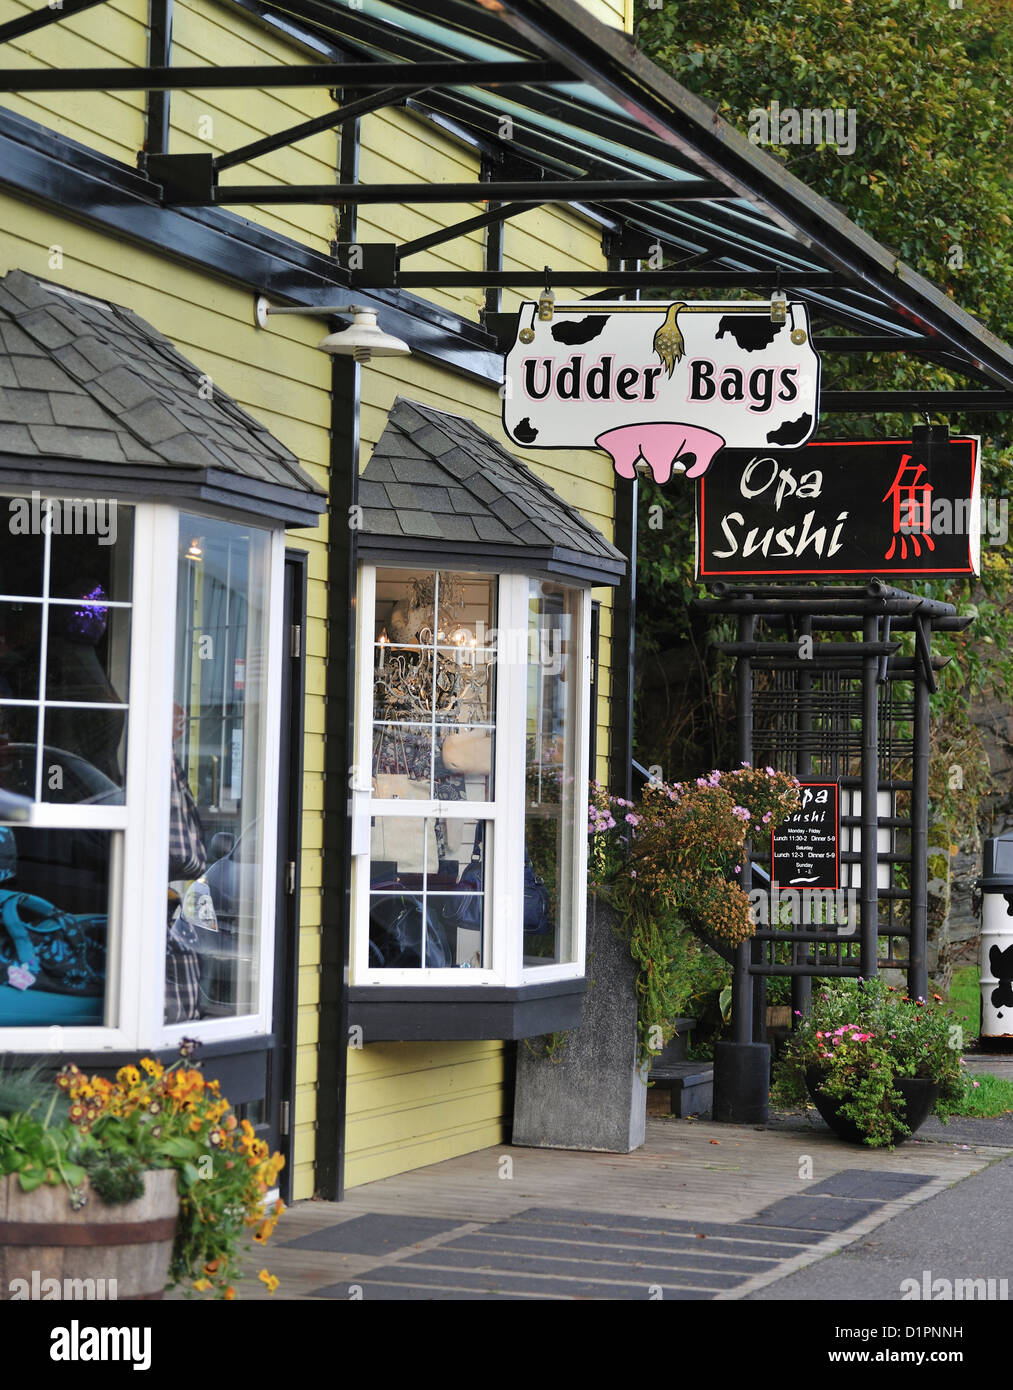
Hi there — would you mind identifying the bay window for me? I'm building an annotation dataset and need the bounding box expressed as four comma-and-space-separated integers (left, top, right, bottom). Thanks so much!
0, 496, 282, 1051
350, 563, 591, 1037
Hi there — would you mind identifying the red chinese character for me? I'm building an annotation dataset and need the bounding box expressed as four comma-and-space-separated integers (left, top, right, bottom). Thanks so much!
883, 454, 934, 559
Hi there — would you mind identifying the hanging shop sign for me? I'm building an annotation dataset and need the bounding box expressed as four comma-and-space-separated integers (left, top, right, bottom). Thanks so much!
502, 299, 821, 482
771, 781, 840, 890
696, 436, 981, 580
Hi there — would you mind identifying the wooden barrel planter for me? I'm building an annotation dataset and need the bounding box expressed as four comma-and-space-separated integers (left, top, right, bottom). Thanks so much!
0, 1169, 178, 1301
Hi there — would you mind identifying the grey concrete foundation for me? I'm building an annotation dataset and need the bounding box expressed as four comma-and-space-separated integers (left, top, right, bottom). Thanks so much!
511, 893, 647, 1153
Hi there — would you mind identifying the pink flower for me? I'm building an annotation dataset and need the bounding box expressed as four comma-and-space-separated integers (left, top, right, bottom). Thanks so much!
732, 806, 751, 821
972, 1080, 980, 1088
625, 812, 641, 826
762, 811, 773, 824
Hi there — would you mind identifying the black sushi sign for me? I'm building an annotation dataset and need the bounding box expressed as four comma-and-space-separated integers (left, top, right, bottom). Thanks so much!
696, 437, 981, 579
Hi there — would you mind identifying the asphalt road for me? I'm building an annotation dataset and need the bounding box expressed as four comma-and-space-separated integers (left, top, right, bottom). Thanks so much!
747, 1142, 1013, 1300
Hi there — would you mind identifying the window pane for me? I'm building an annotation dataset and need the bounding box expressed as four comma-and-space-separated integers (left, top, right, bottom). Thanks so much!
0, 601, 42, 700
524, 582, 579, 966
46, 601, 130, 708
368, 815, 487, 969
0, 525, 44, 599
40, 709, 126, 804
49, 508, 134, 604
373, 569, 496, 802
0, 828, 112, 1027
0, 706, 38, 799
168, 517, 270, 1023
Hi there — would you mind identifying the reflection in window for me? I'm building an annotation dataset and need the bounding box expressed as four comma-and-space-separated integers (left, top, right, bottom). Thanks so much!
525, 581, 578, 967
369, 816, 485, 969
368, 570, 495, 970
0, 505, 132, 805
0, 828, 112, 1027
167, 517, 269, 1022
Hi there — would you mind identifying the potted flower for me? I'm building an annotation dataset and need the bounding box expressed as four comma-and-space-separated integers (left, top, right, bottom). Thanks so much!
772, 978, 966, 1146
590, 766, 802, 1062
0, 1041, 284, 1300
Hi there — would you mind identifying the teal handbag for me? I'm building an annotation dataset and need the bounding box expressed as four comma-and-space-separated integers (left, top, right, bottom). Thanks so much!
0, 889, 106, 1001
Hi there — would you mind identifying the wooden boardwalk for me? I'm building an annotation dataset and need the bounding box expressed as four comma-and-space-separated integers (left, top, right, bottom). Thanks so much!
225, 1115, 1011, 1301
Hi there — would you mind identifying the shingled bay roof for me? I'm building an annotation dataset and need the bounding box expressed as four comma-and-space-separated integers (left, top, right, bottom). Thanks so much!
358, 397, 626, 586
0, 269, 325, 528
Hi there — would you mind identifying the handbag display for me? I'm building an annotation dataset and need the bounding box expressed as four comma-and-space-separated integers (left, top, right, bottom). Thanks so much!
439, 824, 484, 932
369, 887, 454, 969
523, 854, 552, 935
0, 888, 106, 997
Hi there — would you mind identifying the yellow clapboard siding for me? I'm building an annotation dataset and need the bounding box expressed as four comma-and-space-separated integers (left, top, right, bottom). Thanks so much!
169, 0, 338, 251
346, 1093, 506, 1156
346, 1045, 505, 1089
2, 0, 147, 162
344, 1120, 505, 1189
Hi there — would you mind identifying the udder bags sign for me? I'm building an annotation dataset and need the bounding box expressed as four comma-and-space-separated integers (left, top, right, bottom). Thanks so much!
502, 299, 821, 482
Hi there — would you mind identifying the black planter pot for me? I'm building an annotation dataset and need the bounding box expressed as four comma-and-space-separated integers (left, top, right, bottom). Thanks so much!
804, 1068, 940, 1145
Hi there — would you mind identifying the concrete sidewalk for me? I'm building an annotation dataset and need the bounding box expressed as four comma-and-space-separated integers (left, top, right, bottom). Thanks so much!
231, 1113, 1012, 1301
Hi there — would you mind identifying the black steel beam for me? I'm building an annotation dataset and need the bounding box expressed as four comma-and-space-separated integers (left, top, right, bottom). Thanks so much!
392, 268, 845, 288
208, 177, 729, 207
398, 199, 537, 260
144, 0, 173, 158
0, 59, 570, 91
0, 0, 109, 44
822, 389, 1013, 412
814, 336, 935, 353
214, 84, 430, 172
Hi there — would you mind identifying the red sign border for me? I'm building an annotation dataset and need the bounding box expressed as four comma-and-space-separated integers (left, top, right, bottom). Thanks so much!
697, 437, 979, 580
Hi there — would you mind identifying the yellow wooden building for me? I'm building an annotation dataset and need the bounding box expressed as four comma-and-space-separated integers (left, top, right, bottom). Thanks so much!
0, 0, 635, 1202
3, 0, 1007, 1207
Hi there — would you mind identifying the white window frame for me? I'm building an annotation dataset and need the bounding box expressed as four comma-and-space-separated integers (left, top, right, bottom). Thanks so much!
0, 500, 283, 1053
351, 562, 590, 989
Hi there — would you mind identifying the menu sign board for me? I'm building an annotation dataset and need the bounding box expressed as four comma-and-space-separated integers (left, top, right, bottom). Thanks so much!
771, 781, 840, 889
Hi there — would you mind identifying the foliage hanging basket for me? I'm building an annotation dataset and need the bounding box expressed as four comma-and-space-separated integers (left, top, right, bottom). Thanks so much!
0, 1168, 178, 1301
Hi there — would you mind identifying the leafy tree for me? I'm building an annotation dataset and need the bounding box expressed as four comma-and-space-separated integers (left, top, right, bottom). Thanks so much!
632, 0, 1013, 835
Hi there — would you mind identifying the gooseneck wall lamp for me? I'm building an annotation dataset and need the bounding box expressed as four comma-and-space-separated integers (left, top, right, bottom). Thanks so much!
254, 296, 411, 363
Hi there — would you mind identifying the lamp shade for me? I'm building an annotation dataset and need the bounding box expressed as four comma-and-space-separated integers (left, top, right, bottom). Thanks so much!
318, 308, 411, 362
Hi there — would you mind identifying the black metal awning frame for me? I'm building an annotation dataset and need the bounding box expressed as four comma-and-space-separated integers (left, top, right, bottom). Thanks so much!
1, 0, 1013, 414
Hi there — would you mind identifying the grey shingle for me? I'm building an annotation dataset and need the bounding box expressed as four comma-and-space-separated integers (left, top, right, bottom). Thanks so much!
93, 366, 157, 411
385, 482, 452, 512
362, 508, 404, 535
50, 394, 118, 430
0, 389, 54, 426
434, 513, 480, 541
116, 400, 187, 445
473, 515, 514, 543
28, 425, 127, 462
0, 422, 35, 453
12, 356, 69, 391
